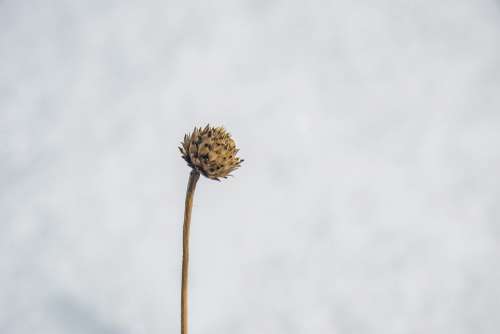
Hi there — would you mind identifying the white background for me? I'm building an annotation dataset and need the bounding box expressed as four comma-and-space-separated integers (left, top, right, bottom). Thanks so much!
1, 0, 500, 333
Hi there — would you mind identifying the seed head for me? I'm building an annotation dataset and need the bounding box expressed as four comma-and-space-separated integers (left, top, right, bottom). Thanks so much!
179, 125, 244, 180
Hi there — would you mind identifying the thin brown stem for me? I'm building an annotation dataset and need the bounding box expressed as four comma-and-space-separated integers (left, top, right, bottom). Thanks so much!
181, 169, 200, 334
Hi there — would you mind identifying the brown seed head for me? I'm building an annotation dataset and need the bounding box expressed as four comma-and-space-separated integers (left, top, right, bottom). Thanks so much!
179, 125, 244, 180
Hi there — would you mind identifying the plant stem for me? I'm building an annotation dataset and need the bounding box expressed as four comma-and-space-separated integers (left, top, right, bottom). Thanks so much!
181, 169, 200, 334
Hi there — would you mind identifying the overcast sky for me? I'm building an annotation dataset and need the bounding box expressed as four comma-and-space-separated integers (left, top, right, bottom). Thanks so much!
1, 1, 500, 333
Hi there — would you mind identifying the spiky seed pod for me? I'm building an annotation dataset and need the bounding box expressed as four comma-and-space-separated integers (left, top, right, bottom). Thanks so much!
179, 125, 244, 180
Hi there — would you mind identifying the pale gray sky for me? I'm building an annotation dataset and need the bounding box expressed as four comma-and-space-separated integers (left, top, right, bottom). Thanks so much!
1, 0, 500, 333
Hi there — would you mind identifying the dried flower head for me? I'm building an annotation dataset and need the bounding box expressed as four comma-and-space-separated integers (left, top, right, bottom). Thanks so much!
179, 125, 244, 180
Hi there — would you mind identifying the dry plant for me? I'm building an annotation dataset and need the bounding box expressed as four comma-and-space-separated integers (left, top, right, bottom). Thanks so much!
178, 125, 244, 334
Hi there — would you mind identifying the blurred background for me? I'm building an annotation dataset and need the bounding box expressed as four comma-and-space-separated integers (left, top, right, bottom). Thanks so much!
1, 0, 500, 333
